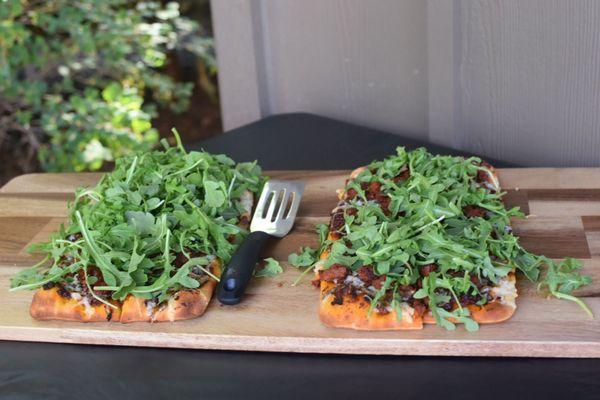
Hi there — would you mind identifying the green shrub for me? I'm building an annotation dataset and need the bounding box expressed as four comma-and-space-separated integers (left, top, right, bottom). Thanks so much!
0, 0, 216, 172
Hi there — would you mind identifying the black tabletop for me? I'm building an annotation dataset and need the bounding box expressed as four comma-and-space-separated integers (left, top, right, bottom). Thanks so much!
193, 113, 514, 169
2, 113, 599, 400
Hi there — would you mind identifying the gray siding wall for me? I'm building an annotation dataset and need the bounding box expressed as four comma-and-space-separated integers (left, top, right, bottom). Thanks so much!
212, 0, 600, 167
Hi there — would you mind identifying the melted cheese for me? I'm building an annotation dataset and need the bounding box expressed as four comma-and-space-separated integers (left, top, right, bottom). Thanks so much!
80, 296, 95, 317
145, 300, 157, 317
166, 298, 176, 322
401, 303, 415, 324
343, 275, 365, 287
491, 275, 517, 309
65, 275, 82, 293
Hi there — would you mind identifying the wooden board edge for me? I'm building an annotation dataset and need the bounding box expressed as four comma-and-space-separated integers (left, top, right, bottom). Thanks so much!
0, 173, 103, 193
5, 168, 600, 194
0, 171, 350, 194
0, 327, 599, 358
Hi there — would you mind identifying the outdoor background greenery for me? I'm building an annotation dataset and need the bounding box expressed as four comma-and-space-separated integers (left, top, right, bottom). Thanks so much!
0, 0, 218, 181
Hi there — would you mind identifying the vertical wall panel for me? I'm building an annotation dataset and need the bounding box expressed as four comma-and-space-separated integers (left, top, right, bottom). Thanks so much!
261, 0, 428, 139
457, 0, 600, 166
212, 0, 600, 166
213, 0, 428, 138
427, 0, 461, 149
211, 0, 262, 131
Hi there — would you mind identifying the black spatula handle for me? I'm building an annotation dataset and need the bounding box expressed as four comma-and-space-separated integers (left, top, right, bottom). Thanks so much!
217, 231, 271, 305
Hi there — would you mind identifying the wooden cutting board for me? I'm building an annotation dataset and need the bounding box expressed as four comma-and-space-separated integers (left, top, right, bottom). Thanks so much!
1, 169, 600, 358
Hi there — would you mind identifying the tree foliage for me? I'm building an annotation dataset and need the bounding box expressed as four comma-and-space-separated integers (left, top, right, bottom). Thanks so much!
0, 0, 216, 172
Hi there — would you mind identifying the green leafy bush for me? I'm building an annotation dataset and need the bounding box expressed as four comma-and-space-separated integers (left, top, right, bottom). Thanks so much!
0, 0, 216, 172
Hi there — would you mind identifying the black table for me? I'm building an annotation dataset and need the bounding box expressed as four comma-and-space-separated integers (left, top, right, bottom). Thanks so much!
193, 112, 513, 169
2, 113, 599, 400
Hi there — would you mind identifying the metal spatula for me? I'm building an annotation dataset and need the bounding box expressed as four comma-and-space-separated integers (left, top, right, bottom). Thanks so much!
217, 180, 305, 305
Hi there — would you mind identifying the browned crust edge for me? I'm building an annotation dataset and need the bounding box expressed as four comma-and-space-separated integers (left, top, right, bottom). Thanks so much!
29, 287, 120, 322
120, 260, 222, 323
318, 238, 424, 331
30, 260, 222, 323
422, 301, 516, 324
422, 274, 517, 325
319, 281, 423, 330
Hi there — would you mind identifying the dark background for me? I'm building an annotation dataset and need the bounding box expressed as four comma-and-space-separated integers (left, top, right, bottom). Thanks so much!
2, 342, 598, 400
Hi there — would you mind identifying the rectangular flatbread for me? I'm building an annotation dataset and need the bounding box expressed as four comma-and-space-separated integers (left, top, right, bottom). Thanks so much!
314, 153, 517, 331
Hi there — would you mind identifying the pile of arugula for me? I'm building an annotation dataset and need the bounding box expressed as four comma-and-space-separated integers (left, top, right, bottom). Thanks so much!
289, 147, 592, 331
10, 131, 265, 307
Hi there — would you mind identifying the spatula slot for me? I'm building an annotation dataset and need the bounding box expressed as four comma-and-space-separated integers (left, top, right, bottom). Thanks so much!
261, 191, 275, 219
270, 190, 286, 222
282, 191, 295, 219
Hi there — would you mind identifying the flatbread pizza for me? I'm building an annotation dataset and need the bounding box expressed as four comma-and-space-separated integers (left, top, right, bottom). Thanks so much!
302, 148, 591, 331
11, 133, 264, 323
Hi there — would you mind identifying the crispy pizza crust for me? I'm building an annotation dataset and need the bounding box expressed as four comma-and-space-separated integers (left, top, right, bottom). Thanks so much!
29, 287, 121, 322
29, 255, 222, 324
317, 247, 425, 331
120, 259, 222, 323
470, 272, 517, 323
319, 281, 423, 330
422, 272, 517, 324
319, 162, 516, 330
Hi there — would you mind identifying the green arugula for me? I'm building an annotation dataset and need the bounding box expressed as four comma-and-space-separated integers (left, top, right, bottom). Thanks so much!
254, 258, 283, 278
289, 246, 319, 286
289, 246, 319, 268
297, 147, 592, 330
537, 257, 593, 317
10, 130, 265, 305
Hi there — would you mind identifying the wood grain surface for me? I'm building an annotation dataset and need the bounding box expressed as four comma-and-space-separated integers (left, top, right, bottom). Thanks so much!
1, 170, 600, 357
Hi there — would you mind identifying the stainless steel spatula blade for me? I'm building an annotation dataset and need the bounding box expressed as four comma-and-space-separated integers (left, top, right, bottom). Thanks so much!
250, 180, 305, 236
217, 180, 305, 305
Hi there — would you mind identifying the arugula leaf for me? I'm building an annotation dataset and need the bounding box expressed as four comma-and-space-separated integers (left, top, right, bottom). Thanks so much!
254, 258, 283, 278
288, 246, 321, 286
9, 255, 51, 290
125, 211, 156, 236
288, 247, 318, 267
316, 223, 329, 245
538, 257, 593, 317
127, 238, 145, 273
367, 277, 392, 317
204, 180, 226, 208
